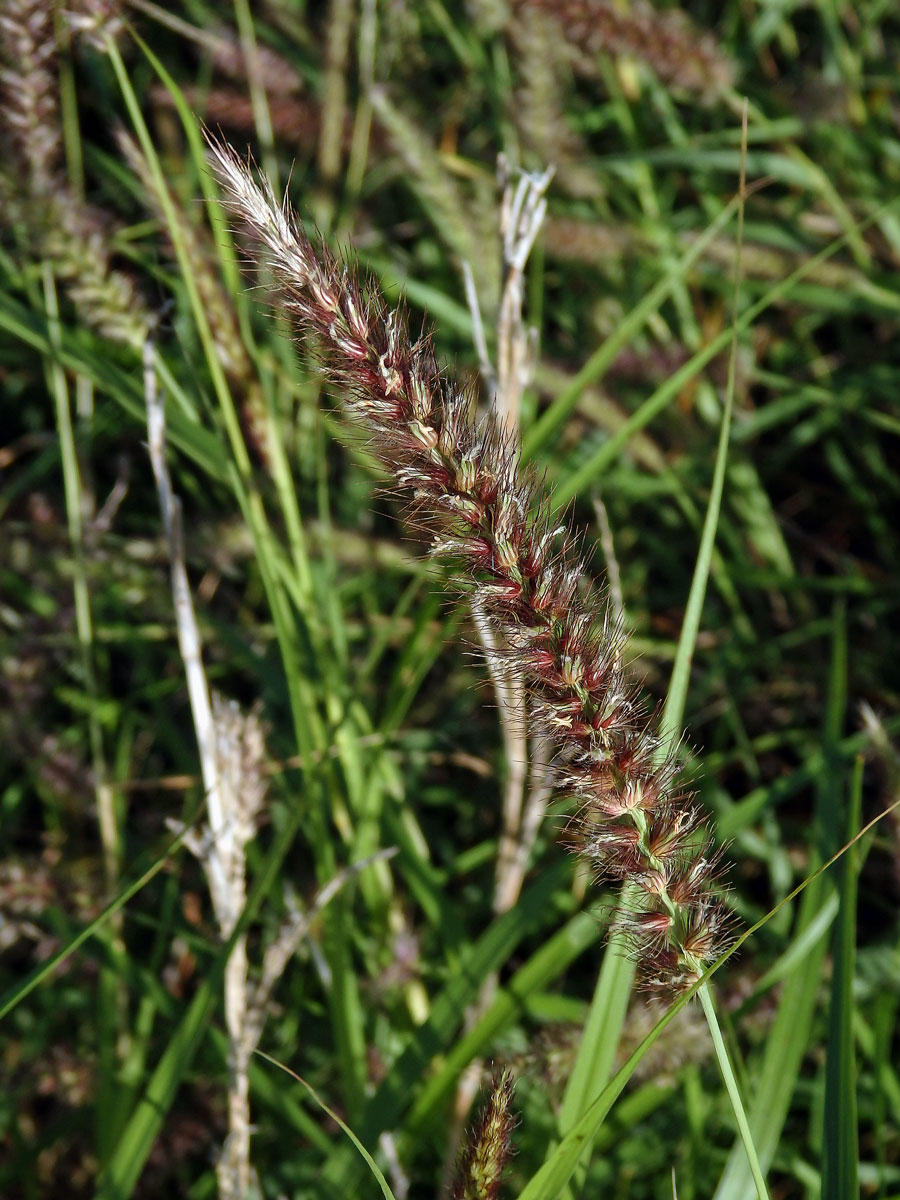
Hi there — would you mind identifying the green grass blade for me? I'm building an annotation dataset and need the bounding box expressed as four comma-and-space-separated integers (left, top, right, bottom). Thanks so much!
519, 984, 699, 1200
553, 125, 749, 1193
714, 604, 848, 1199
661, 105, 766, 1193
553, 921, 636, 1198
699, 982, 768, 1200
718, 718, 900, 842
521, 767, 894, 1200
322, 862, 570, 1190
96, 953, 223, 1200
550, 235, 752, 1189
822, 754, 863, 1200
657, 329, 734, 748
110, 35, 337, 808
406, 910, 602, 1135
0, 292, 226, 479
551, 202, 895, 507
0, 828, 187, 1023
557, 934, 635, 1137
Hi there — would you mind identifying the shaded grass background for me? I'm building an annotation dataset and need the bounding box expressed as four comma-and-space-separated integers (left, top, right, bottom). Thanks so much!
1, 1, 900, 1197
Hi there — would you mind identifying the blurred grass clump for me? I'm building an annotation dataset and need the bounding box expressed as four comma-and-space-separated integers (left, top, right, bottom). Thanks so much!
1, 1, 900, 1198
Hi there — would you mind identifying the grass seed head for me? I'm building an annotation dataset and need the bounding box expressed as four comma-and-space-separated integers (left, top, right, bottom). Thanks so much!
208, 134, 735, 995
452, 1068, 516, 1200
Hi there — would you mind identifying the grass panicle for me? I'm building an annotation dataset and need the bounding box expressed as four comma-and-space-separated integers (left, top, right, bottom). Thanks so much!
0, 0, 62, 197
0, 0, 150, 347
451, 1068, 517, 1200
508, 6, 601, 200
208, 135, 735, 995
3, 5, 898, 1196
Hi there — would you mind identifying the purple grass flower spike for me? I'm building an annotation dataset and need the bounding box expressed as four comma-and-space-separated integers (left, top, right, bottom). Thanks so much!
207, 135, 735, 995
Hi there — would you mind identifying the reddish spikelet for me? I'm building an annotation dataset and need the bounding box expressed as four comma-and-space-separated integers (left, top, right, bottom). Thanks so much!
207, 137, 734, 994
452, 1069, 516, 1200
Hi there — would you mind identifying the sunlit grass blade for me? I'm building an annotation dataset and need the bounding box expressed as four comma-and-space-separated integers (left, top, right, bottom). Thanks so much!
0, 292, 226, 478
557, 937, 634, 1139
663, 101, 766, 1198
553, 100, 770, 1200
548, 237, 747, 1183
520, 983, 700, 1200
405, 910, 602, 1137
522, 775, 900, 1199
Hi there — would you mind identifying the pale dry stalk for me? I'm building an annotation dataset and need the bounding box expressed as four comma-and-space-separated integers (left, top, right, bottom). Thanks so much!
148, 343, 399, 1195
463, 157, 554, 923
593, 495, 625, 631
146, 343, 257, 1199
449, 159, 553, 1188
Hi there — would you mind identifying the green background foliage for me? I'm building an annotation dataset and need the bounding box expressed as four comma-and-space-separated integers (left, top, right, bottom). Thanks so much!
1, 1, 899, 1196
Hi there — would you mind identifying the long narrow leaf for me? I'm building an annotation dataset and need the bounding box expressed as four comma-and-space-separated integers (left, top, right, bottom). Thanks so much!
714, 604, 848, 1199
822, 755, 863, 1200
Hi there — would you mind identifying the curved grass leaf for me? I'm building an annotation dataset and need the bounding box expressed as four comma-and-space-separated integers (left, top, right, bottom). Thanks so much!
551, 202, 896, 506
255, 1050, 397, 1200
522, 194, 741, 459
522, 767, 900, 1199
714, 604, 848, 1200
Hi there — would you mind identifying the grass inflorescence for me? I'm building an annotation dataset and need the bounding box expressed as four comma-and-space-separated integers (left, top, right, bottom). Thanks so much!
210, 135, 735, 996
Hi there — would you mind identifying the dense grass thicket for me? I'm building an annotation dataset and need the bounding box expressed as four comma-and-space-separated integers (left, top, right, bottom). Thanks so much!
1, 2, 900, 1197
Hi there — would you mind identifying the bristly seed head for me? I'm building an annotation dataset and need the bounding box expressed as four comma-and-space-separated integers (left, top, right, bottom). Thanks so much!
207, 134, 735, 996
451, 1069, 516, 1200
